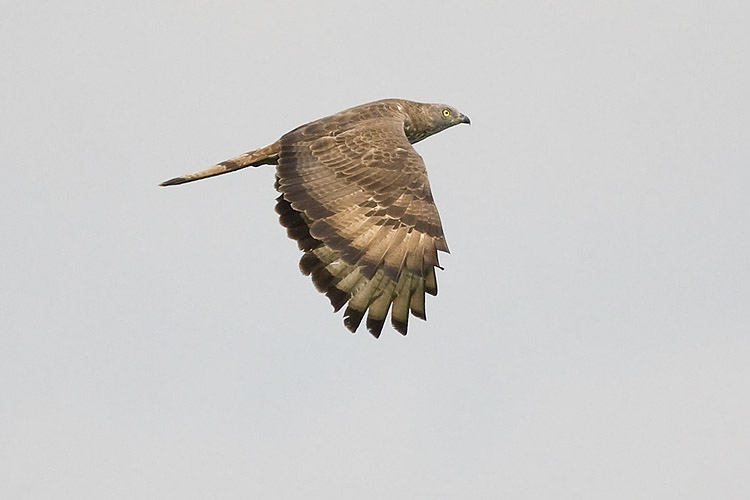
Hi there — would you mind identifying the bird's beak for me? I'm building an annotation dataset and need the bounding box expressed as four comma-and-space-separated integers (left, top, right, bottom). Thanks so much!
460, 114, 471, 125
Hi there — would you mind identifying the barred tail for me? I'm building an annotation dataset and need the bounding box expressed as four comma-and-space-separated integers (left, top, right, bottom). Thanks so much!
159, 141, 281, 186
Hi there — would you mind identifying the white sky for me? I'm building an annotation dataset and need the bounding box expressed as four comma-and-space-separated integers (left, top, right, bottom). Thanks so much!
2, 1, 749, 499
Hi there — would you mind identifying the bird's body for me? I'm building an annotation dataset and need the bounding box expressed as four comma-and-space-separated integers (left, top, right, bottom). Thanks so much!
161, 98, 469, 337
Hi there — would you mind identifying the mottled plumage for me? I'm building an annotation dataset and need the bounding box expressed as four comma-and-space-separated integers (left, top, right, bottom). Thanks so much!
160, 98, 469, 338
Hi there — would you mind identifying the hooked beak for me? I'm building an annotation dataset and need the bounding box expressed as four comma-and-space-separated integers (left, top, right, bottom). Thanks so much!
460, 114, 471, 125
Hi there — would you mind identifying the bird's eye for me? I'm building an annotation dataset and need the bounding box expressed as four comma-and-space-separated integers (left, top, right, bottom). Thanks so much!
442, 109, 451, 117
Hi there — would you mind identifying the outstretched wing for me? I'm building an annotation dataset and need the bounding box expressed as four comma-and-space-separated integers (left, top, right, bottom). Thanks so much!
275, 115, 449, 337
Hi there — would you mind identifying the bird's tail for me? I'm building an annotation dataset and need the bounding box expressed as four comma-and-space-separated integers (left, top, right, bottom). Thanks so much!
159, 141, 281, 186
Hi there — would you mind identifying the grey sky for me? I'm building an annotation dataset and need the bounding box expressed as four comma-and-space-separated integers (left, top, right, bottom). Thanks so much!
2, 1, 749, 498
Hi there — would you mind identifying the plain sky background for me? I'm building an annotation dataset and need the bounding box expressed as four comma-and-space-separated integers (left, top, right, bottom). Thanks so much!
2, 1, 749, 499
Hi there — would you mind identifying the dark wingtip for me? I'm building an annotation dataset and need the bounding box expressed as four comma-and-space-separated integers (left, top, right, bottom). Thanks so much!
343, 307, 365, 334
411, 308, 426, 321
325, 287, 350, 313
366, 317, 385, 339
392, 318, 408, 336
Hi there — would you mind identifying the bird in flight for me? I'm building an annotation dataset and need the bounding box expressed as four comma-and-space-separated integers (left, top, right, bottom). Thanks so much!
160, 98, 470, 338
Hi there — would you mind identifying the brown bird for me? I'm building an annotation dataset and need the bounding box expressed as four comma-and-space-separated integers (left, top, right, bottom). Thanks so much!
160, 98, 470, 338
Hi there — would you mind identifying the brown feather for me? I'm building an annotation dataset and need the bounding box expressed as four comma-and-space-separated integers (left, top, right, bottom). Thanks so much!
159, 98, 470, 337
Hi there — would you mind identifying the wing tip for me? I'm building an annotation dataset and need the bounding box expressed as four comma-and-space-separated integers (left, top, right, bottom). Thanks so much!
410, 308, 426, 321
343, 307, 366, 334
366, 317, 386, 339
391, 317, 408, 336
325, 287, 350, 313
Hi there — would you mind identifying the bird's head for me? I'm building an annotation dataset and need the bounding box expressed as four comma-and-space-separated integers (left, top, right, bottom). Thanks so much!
403, 101, 471, 144
435, 104, 471, 127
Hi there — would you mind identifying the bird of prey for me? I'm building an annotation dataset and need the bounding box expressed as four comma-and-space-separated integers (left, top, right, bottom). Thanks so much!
160, 98, 470, 338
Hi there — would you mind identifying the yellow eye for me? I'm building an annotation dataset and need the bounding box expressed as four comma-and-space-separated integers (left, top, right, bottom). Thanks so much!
442, 109, 451, 117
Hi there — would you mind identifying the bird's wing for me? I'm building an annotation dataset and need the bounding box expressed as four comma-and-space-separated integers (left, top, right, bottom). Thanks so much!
275, 115, 449, 337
